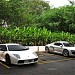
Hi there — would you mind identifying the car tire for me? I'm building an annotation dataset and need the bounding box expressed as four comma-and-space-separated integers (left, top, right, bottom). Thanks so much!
5, 54, 11, 64
63, 50, 69, 57
45, 46, 50, 53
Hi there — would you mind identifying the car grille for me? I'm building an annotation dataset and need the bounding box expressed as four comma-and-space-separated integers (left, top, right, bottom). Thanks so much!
18, 58, 38, 64
18, 60, 24, 63
71, 50, 75, 54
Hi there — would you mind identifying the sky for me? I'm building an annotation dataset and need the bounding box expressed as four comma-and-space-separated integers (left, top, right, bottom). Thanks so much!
44, 0, 75, 8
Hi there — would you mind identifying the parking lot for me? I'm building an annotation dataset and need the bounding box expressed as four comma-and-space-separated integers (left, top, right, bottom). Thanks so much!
0, 52, 75, 75
38, 52, 75, 64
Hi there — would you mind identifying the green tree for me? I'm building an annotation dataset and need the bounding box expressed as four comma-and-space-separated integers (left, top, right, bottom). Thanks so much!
0, 0, 50, 26
38, 3, 75, 33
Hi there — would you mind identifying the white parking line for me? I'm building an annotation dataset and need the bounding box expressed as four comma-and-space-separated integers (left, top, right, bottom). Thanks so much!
38, 58, 75, 64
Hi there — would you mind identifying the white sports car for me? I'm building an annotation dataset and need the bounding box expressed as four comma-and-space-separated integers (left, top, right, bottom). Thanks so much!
0, 43, 38, 65
45, 41, 75, 57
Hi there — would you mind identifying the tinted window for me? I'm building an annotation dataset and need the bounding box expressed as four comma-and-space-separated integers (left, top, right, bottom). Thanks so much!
54, 43, 62, 46
0, 45, 7, 51
63, 43, 74, 47
8, 45, 29, 51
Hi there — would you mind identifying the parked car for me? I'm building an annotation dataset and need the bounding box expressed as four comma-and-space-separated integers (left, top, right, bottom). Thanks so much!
0, 43, 38, 65
45, 41, 75, 57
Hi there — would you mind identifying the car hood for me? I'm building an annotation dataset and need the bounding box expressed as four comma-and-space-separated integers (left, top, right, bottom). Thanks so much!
63, 47, 75, 50
8, 50, 38, 60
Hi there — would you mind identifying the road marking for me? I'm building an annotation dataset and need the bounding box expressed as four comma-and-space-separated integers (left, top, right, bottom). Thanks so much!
38, 54, 44, 57
38, 53, 56, 57
0, 62, 10, 69
48, 68, 57, 70
38, 58, 75, 64
38, 53, 73, 60
38, 53, 62, 56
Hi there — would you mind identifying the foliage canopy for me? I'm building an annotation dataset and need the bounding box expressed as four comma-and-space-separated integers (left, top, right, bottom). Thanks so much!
1, 0, 75, 45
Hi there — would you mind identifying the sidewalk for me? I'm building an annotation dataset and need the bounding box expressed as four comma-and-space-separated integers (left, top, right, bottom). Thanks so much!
28, 46, 45, 52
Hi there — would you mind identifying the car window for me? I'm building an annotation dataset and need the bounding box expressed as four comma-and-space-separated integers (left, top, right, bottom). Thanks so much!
8, 45, 29, 51
54, 43, 62, 46
63, 43, 74, 47
0, 45, 7, 51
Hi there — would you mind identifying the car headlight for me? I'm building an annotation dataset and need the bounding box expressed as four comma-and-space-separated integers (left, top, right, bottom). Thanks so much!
33, 52, 38, 57
13, 54, 20, 59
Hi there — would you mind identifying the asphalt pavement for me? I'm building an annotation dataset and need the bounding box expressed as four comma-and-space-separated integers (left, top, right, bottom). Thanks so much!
0, 46, 75, 75
0, 52, 75, 75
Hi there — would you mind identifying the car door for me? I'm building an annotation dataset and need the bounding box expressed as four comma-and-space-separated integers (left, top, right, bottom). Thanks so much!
53, 43, 63, 53
0, 45, 7, 59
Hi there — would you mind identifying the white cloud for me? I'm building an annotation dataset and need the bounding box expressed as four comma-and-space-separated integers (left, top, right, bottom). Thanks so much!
44, 0, 75, 8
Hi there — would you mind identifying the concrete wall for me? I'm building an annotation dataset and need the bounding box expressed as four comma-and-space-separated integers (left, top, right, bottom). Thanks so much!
28, 46, 45, 52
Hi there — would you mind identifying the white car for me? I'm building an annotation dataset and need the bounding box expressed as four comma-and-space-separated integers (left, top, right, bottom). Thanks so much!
45, 41, 75, 57
0, 43, 38, 65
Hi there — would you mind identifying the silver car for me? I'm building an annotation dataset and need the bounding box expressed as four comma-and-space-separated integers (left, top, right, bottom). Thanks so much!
45, 41, 75, 57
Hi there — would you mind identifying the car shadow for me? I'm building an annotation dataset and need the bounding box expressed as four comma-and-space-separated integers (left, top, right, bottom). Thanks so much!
12, 63, 38, 68
0, 60, 38, 68
49, 52, 75, 58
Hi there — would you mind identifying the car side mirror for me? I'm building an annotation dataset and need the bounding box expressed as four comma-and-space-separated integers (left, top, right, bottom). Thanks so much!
27, 47, 29, 50
60, 45, 63, 48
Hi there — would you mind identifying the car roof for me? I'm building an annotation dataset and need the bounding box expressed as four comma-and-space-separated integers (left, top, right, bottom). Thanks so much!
55, 41, 69, 43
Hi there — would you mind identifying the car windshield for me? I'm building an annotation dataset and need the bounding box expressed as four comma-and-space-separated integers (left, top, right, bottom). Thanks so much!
8, 45, 29, 51
63, 43, 74, 47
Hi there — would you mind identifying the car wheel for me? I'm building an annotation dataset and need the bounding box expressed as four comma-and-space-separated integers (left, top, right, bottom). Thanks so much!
45, 46, 50, 53
5, 54, 11, 64
63, 50, 69, 57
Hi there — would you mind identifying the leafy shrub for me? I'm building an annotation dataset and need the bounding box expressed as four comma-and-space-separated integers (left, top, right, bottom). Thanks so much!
0, 27, 75, 45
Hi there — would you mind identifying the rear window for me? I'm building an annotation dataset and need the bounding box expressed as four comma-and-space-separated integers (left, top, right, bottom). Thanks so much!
63, 43, 74, 47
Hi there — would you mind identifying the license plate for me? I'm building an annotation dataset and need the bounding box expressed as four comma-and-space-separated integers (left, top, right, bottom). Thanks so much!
29, 59, 34, 62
